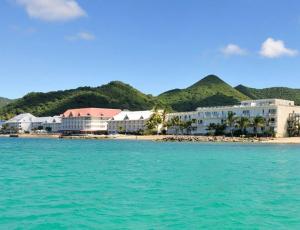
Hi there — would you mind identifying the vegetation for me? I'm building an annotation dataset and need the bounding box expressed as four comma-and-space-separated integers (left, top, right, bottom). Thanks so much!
183, 119, 196, 135
0, 81, 158, 120
158, 75, 249, 111
145, 108, 163, 134
235, 85, 300, 105
206, 123, 226, 136
226, 111, 237, 137
252, 116, 266, 137
236, 117, 251, 135
167, 116, 197, 135
168, 116, 181, 135
2, 74, 300, 120
0, 97, 12, 109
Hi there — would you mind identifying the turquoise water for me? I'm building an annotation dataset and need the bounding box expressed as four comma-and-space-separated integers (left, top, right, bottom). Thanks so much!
0, 138, 300, 229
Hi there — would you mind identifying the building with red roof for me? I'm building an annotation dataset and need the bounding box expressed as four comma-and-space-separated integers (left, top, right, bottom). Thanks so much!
61, 108, 121, 134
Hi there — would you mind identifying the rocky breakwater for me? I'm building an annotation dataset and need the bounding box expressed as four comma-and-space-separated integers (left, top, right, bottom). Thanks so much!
160, 135, 272, 143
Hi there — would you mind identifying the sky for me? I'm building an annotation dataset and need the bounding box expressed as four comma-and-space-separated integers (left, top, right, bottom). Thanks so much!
1, 0, 300, 99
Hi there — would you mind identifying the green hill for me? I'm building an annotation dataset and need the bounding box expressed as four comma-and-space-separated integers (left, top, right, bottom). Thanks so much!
235, 85, 300, 105
0, 81, 157, 120
3, 74, 300, 119
158, 75, 250, 111
0, 97, 12, 108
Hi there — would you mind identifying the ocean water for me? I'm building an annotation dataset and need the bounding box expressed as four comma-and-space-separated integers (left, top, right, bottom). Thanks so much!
0, 138, 300, 229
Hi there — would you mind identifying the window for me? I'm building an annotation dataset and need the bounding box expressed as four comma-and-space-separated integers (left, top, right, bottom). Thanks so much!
212, 112, 218, 117
242, 110, 250, 116
205, 112, 211, 117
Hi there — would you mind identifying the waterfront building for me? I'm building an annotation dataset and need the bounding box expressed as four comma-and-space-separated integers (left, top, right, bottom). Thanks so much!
107, 110, 155, 134
31, 116, 62, 133
0, 120, 6, 130
4, 113, 62, 133
39, 116, 61, 133
5, 113, 36, 133
167, 99, 300, 137
166, 111, 198, 135
61, 108, 121, 134
41, 116, 62, 133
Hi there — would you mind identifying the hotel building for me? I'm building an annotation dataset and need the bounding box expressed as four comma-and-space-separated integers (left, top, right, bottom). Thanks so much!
0, 120, 6, 130
61, 108, 121, 134
5, 113, 37, 133
4, 113, 62, 133
107, 110, 154, 134
41, 116, 62, 133
167, 99, 300, 137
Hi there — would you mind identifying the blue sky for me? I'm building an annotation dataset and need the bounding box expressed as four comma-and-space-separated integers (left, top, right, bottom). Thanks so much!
1, 0, 300, 98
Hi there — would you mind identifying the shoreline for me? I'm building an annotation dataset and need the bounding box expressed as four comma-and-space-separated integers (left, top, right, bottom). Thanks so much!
1, 134, 300, 144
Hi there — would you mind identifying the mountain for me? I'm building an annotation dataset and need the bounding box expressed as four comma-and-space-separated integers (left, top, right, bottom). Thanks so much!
157, 75, 250, 111
3, 74, 300, 120
0, 97, 12, 108
235, 85, 300, 105
0, 81, 157, 120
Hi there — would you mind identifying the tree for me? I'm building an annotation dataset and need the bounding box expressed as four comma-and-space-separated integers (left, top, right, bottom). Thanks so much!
215, 124, 226, 136
45, 127, 52, 133
237, 117, 250, 135
161, 108, 169, 134
145, 119, 155, 133
206, 123, 217, 136
183, 119, 196, 135
146, 108, 162, 135
118, 126, 124, 134
226, 111, 236, 137
168, 116, 181, 135
252, 116, 266, 137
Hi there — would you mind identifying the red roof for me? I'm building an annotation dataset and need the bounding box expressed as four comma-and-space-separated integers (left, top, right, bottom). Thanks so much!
62, 108, 121, 118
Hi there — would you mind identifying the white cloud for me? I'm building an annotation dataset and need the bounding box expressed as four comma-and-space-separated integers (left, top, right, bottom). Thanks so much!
16, 0, 86, 21
65, 32, 95, 41
259, 37, 298, 58
221, 44, 247, 56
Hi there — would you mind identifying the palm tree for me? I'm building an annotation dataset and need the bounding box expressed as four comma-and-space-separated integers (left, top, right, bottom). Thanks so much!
118, 126, 124, 134
252, 116, 266, 137
169, 116, 181, 135
183, 121, 192, 135
145, 119, 155, 133
161, 108, 169, 134
206, 123, 217, 136
178, 120, 193, 135
237, 117, 250, 135
146, 108, 163, 135
226, 111, 236, 137
215, 123, 226, 136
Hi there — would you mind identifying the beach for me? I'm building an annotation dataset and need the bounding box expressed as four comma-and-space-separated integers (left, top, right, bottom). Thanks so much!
2, 133, 300, 144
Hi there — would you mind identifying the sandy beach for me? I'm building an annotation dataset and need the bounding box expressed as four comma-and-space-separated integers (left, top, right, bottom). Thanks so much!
2, 134, 300, 144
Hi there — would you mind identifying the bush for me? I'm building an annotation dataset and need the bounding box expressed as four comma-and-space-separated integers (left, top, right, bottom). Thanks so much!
233, 129, 243, 137
263, 130, 276, 137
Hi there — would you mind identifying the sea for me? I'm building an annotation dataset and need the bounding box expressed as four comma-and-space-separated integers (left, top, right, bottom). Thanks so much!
0, 137, 300, 229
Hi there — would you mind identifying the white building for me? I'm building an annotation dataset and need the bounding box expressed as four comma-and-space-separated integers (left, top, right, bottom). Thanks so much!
4, 113, 62, 133
31, 116, 62, 132
61, 108, 121, 134
0, 120, 6, 130
108, 110, 155, 134
40, 116, 62, 133
32, 116, 61, 133
167, 99, 300, 137
5, 113, 36, 133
